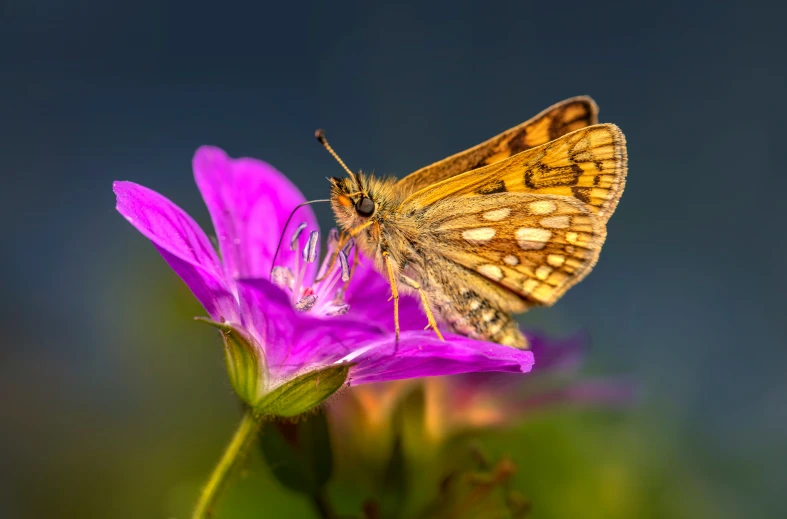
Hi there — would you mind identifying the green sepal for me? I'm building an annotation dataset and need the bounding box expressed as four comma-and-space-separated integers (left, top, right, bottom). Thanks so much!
196, 318, 265, 407
259, 412, 334, 496
255, 364, 351, 417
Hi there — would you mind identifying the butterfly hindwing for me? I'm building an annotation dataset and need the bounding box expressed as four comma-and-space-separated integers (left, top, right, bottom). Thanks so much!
421, 192, 605, 307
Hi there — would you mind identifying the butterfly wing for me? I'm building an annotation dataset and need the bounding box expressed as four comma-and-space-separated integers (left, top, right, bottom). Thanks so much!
401, 123, 626, 308
395, 96, 599, 195
400, 124, 627, 224
420, 192, 606, 307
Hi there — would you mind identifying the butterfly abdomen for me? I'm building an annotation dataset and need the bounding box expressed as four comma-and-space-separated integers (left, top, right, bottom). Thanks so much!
447, 287, 527, 348
418, 260, 528, 349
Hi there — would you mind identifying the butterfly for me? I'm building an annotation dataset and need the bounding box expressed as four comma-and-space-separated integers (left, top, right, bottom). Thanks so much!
323, 96, 627, 349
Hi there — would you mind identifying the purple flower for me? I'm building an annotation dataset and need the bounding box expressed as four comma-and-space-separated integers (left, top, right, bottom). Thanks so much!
114, 146, 534, 416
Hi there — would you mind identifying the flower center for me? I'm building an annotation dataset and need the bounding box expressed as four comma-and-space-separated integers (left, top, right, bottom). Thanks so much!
271, 226, 351, 317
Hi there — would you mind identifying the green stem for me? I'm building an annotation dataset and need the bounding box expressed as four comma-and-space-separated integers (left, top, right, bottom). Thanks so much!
312, 490, 336, 519
192, 409, 262, 518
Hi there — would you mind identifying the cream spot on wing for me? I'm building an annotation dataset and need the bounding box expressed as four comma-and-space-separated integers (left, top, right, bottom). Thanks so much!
532, 284, 555, 302
469, 300, 481, 311
547, 254, 566, 267
503, 254, 519, 266
483, 208, 511, 221
540, 215, 570, 229
516, 227, 552, 250
477, 264, 504, 281
522, 279, 539, 294
528, 200, 557, 215
566, 232, 579, 244
462, 227, 496, 244
482, 309, 496, 322
536, 265, 553, 280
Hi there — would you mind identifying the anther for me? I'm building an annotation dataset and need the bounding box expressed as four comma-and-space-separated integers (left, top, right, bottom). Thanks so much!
271, 266, 295, 291
303, 230, 319, 263
294, 294, 318, 312
326, 304, 350, 316
338, 250, 350, 282
290, 222, 308, 251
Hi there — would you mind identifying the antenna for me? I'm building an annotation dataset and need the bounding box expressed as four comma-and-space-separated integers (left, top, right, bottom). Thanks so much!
315, 129, 357, 184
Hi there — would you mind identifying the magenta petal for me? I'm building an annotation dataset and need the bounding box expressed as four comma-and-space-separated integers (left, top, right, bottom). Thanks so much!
235, 278, 299, 374
114, 181, 236, 320
235, 278, 384, 381
342, 332, 535, 385
193, 146, 320, 282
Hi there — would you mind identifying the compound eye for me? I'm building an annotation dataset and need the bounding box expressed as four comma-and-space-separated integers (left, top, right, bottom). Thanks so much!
354, 197, 375, 217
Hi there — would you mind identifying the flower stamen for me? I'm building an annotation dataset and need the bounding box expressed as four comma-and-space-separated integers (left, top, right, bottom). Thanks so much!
303, 230, 318, 263
295, 294, 318, 312
338, 250, 350, 282
273, 226, 353, 318
290, 222, 307, 251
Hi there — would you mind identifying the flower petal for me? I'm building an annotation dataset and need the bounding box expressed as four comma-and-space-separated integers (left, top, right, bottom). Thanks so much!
340, 332, 535, 385
114, 181, 235, 319
193, 146, 320, 282
234, 277, 299, 373
235, 278, 385, 384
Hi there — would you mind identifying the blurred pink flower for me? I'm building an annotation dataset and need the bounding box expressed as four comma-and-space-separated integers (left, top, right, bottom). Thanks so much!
423, 331, 635, 442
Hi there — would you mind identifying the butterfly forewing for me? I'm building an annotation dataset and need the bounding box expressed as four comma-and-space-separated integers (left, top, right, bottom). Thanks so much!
396, 96, 599, 195
400, 124, 627, 224
423, 193, 605, 306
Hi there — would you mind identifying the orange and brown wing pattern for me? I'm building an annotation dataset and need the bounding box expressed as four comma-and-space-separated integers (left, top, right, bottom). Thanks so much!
395, 96, 599, 195
421, 192, 606, 307
400, 124, 627, 224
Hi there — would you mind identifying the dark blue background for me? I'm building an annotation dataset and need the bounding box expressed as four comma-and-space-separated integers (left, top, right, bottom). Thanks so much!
1, 1, 784, 517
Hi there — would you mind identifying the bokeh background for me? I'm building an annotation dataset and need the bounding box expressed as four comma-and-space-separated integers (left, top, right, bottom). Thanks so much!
1, 1, 785, 517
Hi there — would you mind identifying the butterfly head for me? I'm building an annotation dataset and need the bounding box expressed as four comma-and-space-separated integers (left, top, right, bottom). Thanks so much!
317, 130, 386, 235
329, 174, 378, 232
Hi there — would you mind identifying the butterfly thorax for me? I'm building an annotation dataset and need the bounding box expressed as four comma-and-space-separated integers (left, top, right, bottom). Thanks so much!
329, 172, 528, 348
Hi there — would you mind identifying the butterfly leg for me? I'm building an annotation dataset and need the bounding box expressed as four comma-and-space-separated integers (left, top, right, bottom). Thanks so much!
382, 251, 400, 342
399, 274, 444, 341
